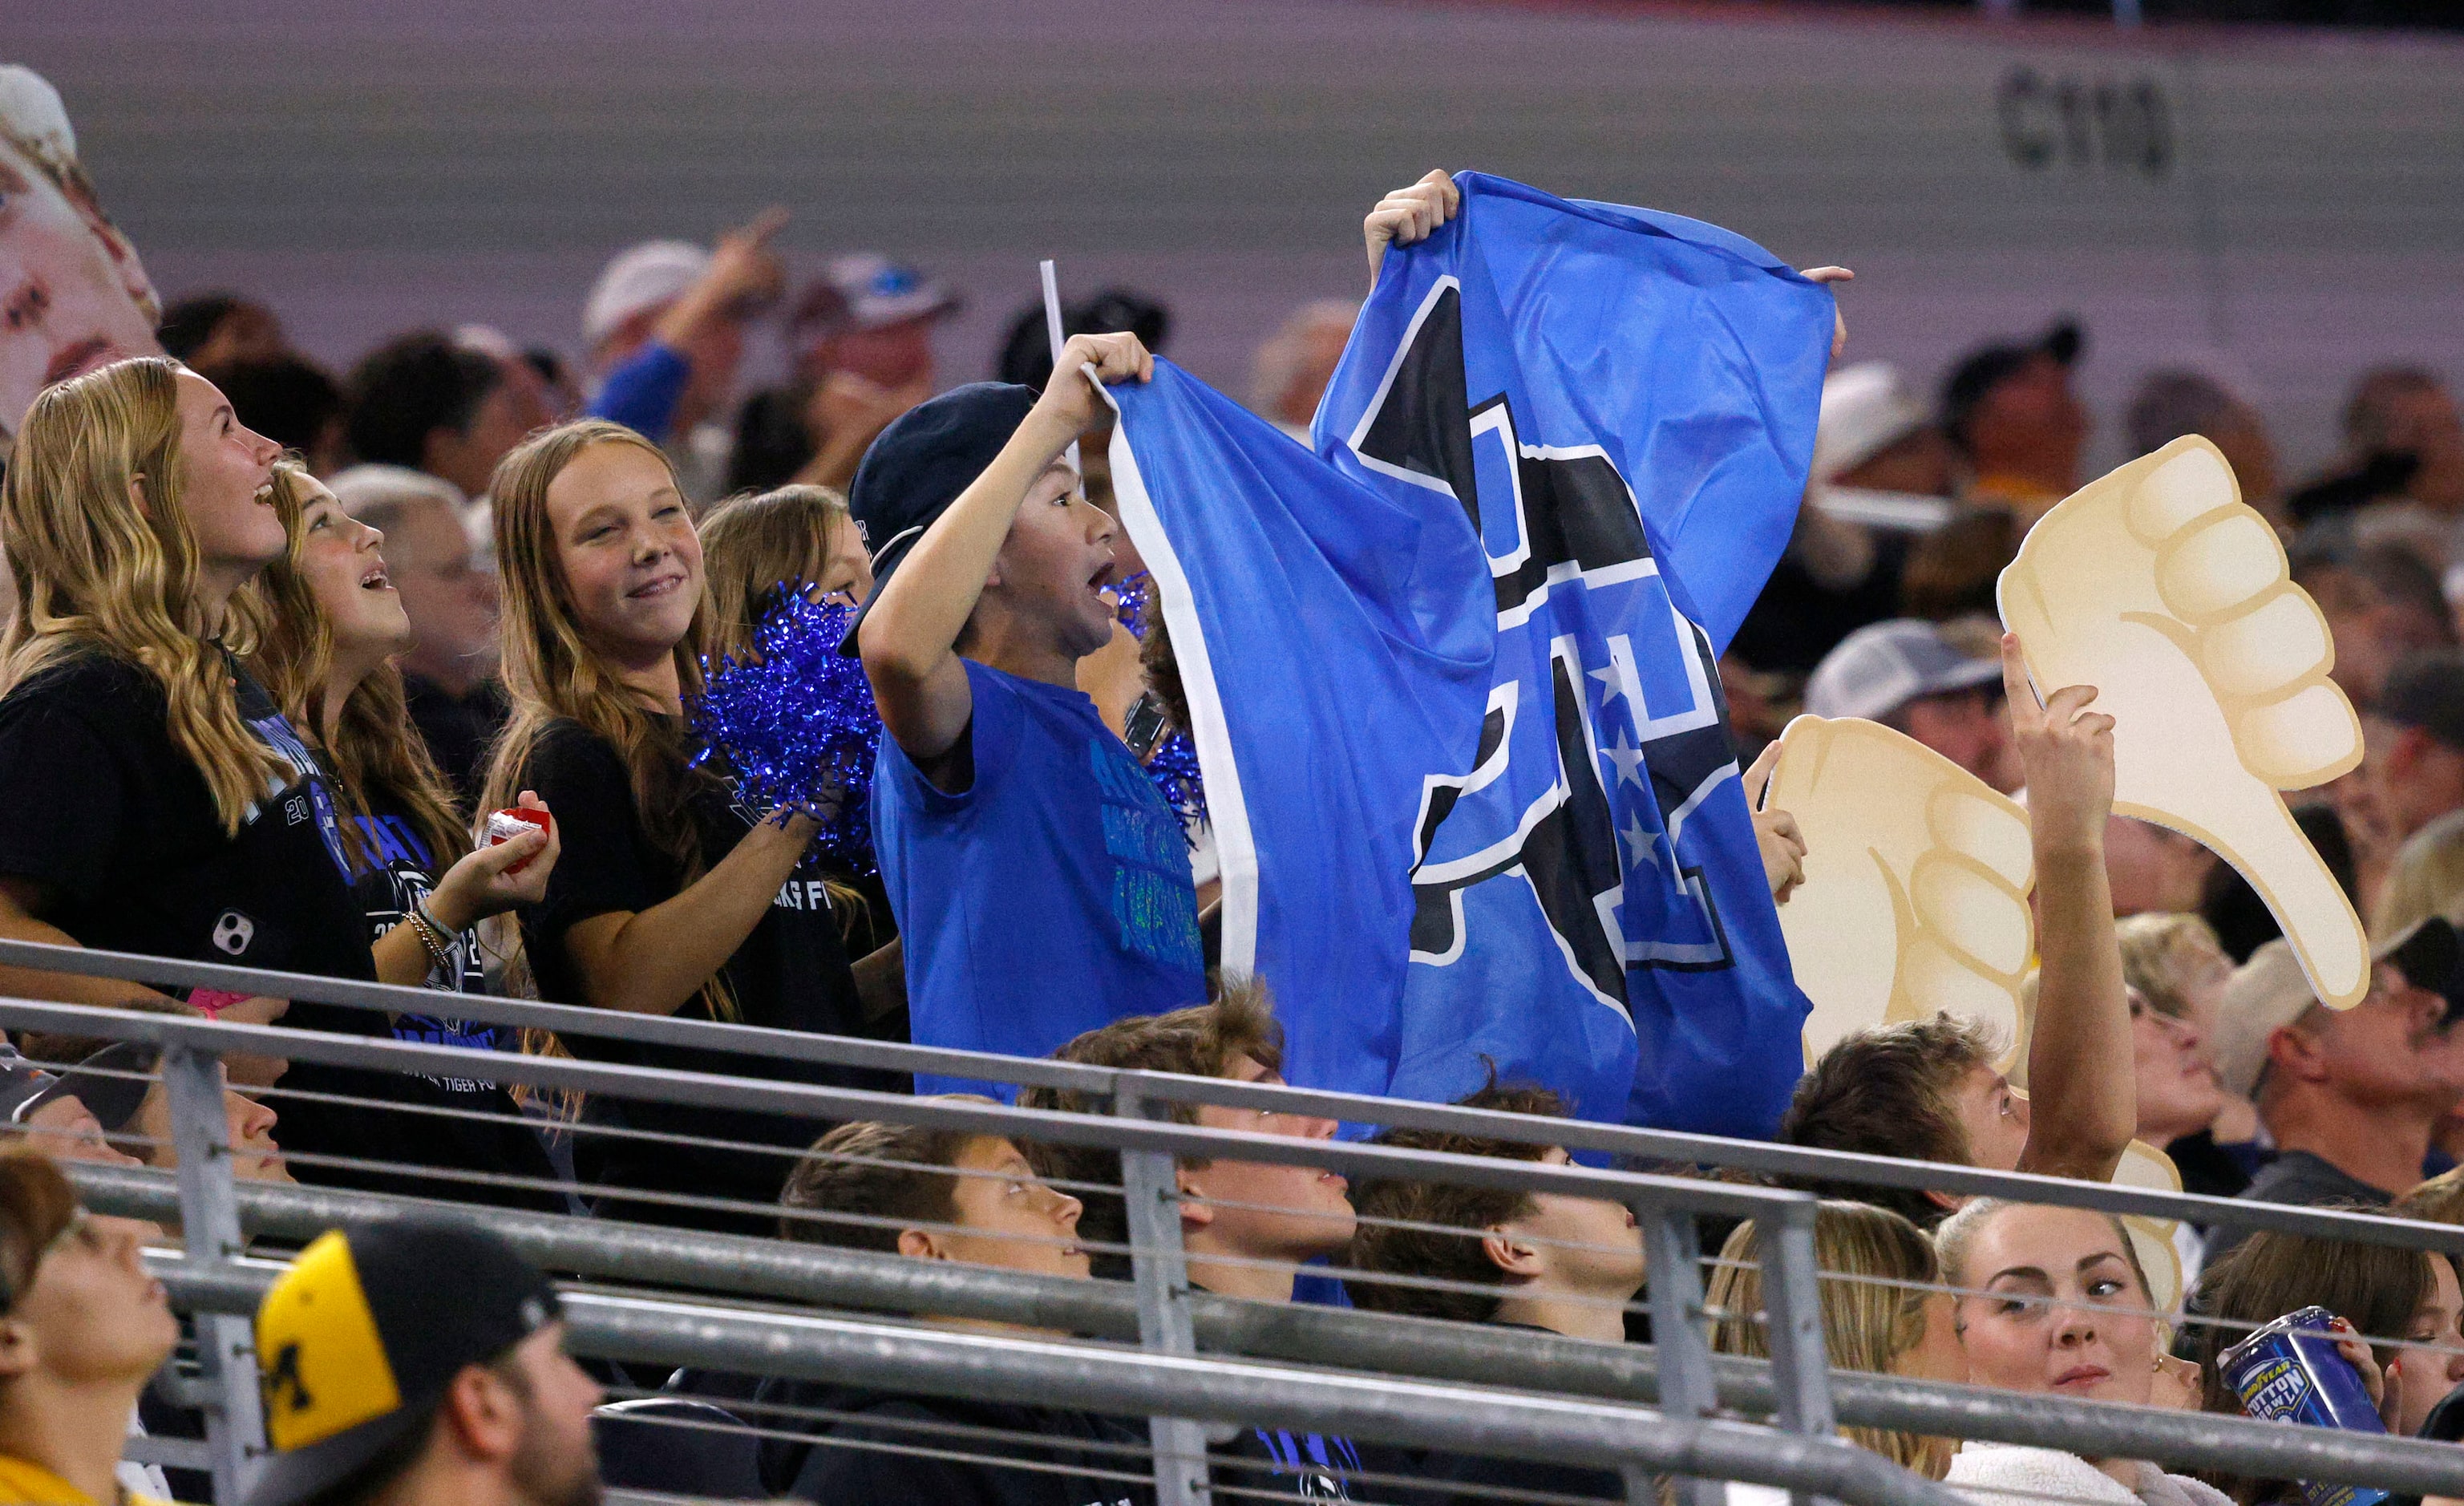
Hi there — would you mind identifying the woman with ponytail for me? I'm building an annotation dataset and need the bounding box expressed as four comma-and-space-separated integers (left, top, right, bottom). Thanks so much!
246, 459, 566, 1210
483, 420, 900, 1234
0, 358, 383, 1162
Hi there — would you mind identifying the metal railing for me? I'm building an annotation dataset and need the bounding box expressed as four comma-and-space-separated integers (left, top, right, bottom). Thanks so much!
149, 1253, 1955, 1506
7, 939, 2464, 1505
80, 1155, 2464, 1502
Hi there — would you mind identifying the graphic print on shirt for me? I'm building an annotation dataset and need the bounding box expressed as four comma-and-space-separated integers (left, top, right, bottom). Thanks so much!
1248, 1429, 1361, 1500
722, 795, 844, 919
346, 812, 497, 1090
244, 706, 354, 879
1089, 739, 1204, 974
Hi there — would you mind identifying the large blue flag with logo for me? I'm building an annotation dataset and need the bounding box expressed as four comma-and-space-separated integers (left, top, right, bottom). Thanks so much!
1104, 172, 1831, 1134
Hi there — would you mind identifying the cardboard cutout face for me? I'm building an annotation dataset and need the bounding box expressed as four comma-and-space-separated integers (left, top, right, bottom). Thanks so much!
0, 65, 162, 450
1997, 435, 2368, 1008
1767, 713, 2035, 1064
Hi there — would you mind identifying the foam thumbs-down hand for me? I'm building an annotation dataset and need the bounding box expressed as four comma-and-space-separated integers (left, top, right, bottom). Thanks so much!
1766, 715, 2036, 1065
1997, 435, 2369, 1008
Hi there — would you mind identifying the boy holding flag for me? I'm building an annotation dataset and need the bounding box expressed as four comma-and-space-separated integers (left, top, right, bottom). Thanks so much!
855, 345, 1203, 1089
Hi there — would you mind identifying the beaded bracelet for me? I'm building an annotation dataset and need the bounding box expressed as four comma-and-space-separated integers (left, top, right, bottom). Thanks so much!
407, 899, 460, 981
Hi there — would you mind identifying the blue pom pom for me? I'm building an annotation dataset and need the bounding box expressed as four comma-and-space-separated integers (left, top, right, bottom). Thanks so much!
687, 590, 884, 875
1145, 728, 1207, 833
1108, 569, 1207, 833
1114, 569, 1156, 638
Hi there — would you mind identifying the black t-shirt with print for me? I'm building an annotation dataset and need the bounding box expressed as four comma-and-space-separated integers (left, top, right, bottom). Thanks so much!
514, 719, 905, 1234
336, 789, 564, 1211
0, 651, 415, 1172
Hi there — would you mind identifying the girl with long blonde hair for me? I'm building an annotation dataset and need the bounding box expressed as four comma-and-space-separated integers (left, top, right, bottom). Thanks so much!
0, 358, 383, 1168
1709, 1200, 1965, 1481
698, 482, 872, 664
479, 420, 898, 1234
245, 459, 567, 1209
696, 483, 895, 959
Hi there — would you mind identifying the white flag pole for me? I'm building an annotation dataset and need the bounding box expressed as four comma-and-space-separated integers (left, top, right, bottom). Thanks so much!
1038, 258, 1079, 473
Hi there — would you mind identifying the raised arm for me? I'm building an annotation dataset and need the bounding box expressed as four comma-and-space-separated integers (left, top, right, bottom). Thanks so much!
1363, 170, 1460, 289
2005, 634, 2137, 1182
857, 330, 1151, 763
1742, 740, 1807, 905
648, 208, 787, 362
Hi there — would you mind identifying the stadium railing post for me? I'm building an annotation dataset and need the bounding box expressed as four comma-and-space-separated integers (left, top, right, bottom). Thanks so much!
164, 1042, 265, 1505
1762, 1198, 1839, 1506
1644, 1203, 1719, 1506
1115, 1078, 1212, 1506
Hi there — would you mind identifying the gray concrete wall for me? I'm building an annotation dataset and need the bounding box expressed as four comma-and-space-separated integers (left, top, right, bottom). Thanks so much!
16, 0, 2464, 476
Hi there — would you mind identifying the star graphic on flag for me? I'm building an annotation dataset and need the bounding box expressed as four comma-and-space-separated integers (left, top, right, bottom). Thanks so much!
1590, 662, 1629, 710
1603, 731, 1647, 791
1618, 811, 1658, 871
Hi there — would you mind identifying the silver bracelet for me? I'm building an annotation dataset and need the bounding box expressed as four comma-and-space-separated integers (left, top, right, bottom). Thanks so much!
407, 899, 459, 979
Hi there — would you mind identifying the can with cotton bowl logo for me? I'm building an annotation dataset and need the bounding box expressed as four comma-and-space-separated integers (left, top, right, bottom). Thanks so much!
2219, 1306, 2389, 1506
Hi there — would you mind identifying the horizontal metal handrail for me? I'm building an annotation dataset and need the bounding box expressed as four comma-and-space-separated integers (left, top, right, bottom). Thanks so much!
87, 1164, 2464, 1497
7, 998, 1812, 1218
13, 948, 2464, 1257
148, 1253, 1958, 1506
0, 937, 1115, 1095
144, 1247, 2464, 1500
1109, 1072, 2464, 1246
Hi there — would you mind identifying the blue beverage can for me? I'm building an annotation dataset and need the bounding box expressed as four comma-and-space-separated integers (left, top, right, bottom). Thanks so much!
2219, 1305, 2389, 1506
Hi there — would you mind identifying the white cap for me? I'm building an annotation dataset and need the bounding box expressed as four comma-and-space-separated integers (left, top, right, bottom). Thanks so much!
1811, 362, 1928, 485
791, 253, 960, 339
1803, 618, 2001, 723
582, 241, 710, 349
454, 323, 521, 362
2210, 939, 2320, 1100
0, 66, 76, 168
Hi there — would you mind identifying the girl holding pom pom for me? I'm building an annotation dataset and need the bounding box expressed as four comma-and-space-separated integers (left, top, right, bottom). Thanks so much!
246, 457, 568, 1210
701, 483, 872, 662
695, 484, 902, 988
483, 421, 901, 1234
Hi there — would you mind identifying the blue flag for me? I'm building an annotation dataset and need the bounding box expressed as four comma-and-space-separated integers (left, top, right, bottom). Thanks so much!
1106, 173, 1830, 1134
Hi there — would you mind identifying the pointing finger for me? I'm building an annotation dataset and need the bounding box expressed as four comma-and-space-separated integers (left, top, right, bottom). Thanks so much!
1742, 739, 1783, 808
740, 205, 791, 244
1999, 633, 2042, 723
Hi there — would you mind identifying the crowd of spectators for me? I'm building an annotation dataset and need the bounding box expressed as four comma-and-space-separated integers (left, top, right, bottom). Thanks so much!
4, 156, 2464, 1506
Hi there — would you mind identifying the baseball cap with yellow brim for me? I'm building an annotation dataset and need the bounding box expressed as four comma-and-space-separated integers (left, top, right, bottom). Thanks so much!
249, 1218, 560, 1506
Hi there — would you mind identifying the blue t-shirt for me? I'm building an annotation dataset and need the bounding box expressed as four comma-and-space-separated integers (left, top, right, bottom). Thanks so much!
876, 660, 1204, 1094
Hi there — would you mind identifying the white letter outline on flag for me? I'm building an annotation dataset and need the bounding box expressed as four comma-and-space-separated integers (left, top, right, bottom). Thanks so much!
1095, 379, 1265, 978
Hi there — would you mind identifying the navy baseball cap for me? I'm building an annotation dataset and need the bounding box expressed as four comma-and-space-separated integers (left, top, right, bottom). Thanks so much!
14, 1042, 154, 1133
840, 381, 1041, 657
